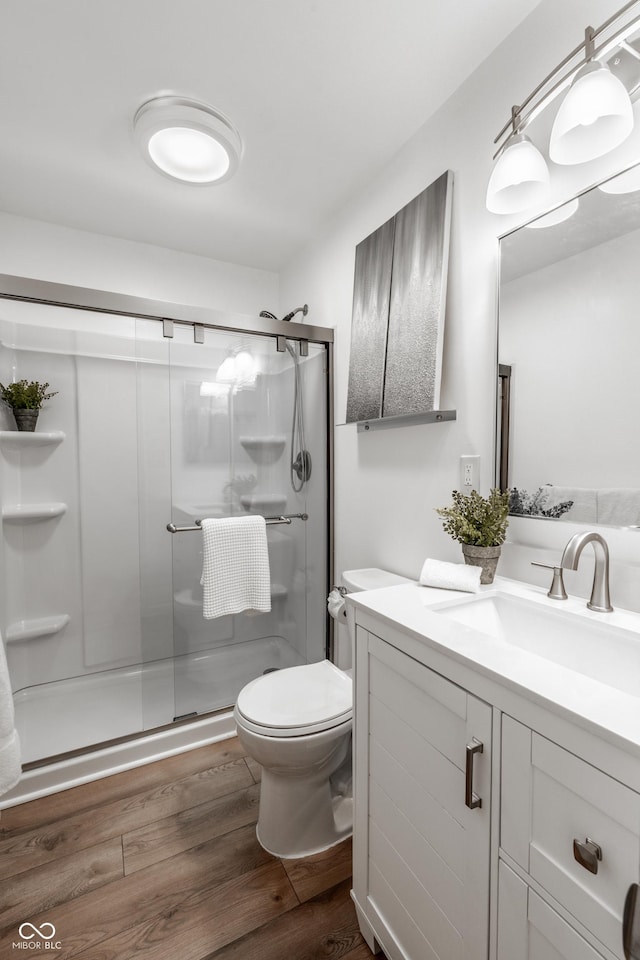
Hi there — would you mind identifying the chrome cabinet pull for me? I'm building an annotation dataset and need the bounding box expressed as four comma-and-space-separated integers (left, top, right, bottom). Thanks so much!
465, 738, 483, 809
573, 837, 603, 874
623, 883, 640, 959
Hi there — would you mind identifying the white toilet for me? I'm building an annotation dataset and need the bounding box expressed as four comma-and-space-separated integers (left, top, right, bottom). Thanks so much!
234, 567, 409, 858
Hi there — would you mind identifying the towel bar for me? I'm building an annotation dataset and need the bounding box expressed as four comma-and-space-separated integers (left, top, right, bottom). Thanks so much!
166, 513, 308, 533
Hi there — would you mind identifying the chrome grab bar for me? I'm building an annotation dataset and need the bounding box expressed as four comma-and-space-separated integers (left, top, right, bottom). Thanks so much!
166, 512, 308, 533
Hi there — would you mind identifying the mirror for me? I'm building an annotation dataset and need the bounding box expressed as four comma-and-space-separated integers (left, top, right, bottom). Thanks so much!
498, 161, 640, 527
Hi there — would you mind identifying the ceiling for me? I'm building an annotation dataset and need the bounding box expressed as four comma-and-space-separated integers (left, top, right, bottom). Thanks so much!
0, 0, 542, 272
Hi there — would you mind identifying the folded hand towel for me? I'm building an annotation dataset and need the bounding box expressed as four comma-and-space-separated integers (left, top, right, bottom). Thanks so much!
597, 488, 640, 526
543, 485, 598, 523
0, 630, 20, 796
200, 516, 271, 619
419, 558, 481, 593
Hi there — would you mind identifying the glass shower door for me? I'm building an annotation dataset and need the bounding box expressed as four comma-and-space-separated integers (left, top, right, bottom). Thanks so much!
168, 326, 328, 720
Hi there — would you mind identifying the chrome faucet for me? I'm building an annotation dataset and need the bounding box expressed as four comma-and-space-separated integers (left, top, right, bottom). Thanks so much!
561, 531, 613, 613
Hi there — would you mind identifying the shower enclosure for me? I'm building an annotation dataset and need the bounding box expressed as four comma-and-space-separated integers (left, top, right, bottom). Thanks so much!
0, 277, 333, 770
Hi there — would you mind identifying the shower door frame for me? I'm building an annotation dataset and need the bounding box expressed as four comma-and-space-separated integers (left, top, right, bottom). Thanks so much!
0, 271, 336, 677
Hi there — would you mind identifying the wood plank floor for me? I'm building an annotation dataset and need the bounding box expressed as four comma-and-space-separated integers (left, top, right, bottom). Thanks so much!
0, 737, 376, 960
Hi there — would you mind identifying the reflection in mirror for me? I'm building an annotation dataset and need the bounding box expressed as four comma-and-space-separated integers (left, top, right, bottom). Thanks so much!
498, 160, 640, 528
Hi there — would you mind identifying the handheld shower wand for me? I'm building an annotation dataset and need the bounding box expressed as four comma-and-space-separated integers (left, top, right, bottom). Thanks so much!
257, 305, 312, 491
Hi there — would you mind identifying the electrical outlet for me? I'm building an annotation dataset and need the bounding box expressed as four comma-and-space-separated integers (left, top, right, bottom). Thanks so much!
460, 455, 480, 491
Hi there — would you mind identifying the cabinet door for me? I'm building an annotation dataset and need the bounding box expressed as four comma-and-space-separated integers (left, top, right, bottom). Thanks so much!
502, 716, 639, 959
498, 861, 606, 960
361, 631, 492, 960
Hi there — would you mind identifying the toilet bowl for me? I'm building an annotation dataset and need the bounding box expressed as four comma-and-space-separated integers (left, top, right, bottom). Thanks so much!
234, 567, 409, 858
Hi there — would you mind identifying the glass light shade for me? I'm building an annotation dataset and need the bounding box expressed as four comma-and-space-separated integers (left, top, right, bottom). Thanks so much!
134, 97, 243, 185
598, 162, 640, 194
525, 197, 579, 229
148, 127, 230, 183
486, 134, 550, 214
549, 61, 634, 165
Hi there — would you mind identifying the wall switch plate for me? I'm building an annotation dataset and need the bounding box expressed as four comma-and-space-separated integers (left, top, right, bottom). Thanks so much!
460, 455, 480, 492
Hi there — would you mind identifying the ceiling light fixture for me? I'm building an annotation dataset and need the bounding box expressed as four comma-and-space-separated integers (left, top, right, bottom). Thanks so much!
134, 96, 243, 185
487, 1, 640, 214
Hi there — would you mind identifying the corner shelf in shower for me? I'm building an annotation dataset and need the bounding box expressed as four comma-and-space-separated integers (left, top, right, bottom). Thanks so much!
0, 430, 65, 449
240, 493, 288, 514
2, 502, 68, 522
6, 614, 70, 644
239, 436, 286, 464
174, 583, 288, 609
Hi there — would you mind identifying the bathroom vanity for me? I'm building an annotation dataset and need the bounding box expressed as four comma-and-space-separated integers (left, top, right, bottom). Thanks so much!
349, 578, 640, 960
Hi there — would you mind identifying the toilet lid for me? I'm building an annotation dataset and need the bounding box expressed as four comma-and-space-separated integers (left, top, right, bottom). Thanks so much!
236, 660, 352, 733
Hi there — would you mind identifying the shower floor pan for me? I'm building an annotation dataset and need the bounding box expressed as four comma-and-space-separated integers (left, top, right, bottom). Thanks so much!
14, 634, 305, 765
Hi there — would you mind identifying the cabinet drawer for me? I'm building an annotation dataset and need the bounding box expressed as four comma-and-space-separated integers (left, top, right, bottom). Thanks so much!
498, 860, 606, 960
502, 716, 639, 958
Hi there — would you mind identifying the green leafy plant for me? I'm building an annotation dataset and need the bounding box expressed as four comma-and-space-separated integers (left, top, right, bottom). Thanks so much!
436, 488, 510, 546
0, 380, 58, 410
509, 486, 574, 519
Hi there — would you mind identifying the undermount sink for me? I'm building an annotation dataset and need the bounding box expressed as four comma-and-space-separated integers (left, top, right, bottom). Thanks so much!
431, 591, 640, 697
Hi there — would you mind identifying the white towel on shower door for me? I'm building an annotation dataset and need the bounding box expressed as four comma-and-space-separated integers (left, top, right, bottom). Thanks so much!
0, 629, 21, 796
200, 516, 271, 619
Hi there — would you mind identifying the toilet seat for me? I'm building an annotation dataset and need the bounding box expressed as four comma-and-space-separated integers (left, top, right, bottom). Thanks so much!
235, 660, 352, 738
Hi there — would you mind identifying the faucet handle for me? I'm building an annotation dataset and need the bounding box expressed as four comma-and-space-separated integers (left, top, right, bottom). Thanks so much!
531, 561, 568, 601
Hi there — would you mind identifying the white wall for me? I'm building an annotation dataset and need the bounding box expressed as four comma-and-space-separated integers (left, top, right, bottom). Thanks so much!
4, 0, 640, 612
0, 211, 279, 317
280, 0, 640, 611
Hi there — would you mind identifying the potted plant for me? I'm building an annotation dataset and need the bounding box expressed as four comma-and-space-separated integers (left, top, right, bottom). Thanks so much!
0, 380, 58, 432
436, 488, 510, 583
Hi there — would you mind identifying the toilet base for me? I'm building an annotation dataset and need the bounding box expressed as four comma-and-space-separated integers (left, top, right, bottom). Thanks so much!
256, 793, 353, 859
235, 715, 353, 859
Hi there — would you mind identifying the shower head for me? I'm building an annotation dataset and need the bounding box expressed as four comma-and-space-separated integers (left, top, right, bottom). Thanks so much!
259, 310, 279, 320
282, 304, 309, 323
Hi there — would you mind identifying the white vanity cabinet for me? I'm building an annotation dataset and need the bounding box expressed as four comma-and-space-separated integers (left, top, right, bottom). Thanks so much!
497, 861, 607, 960
352, 626, 492, 960
499, 715, 640, 960
350, 582, 640, 960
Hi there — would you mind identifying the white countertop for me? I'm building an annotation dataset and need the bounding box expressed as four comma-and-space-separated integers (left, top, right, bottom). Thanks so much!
348, 576, 640, 758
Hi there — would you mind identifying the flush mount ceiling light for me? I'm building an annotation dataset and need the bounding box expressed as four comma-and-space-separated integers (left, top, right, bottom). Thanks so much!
487, 1, 640, 214
134, 96, 243, 184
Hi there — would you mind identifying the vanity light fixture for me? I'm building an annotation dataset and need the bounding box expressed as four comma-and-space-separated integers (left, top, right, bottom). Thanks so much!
549, 32, 634, 165
486, 124, 550, 214
487, 0, 640, 214
134, 96, 243, 184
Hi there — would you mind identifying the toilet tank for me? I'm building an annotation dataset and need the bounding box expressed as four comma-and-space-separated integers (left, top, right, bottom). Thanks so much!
342, 568, 410, 593
335, 567, 410, 671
